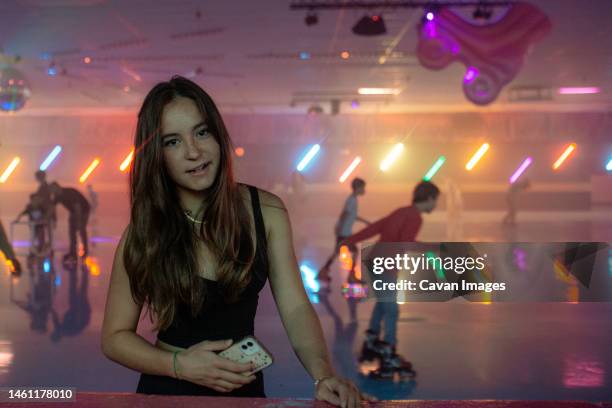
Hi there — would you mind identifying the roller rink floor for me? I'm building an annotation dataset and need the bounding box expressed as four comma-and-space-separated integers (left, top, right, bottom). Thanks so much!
0, 209, 611, 402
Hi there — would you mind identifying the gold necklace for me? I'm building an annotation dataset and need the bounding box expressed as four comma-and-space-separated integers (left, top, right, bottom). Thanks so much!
184, 210, 205, 224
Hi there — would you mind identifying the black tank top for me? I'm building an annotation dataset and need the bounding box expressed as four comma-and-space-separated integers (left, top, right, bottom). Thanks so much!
137, 185, 269, 397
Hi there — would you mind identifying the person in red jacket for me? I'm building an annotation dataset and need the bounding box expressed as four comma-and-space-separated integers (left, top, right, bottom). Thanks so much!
345, 180, 439, 379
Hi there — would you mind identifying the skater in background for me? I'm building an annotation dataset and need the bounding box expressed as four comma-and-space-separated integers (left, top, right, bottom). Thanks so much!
502, 178, 530, 225
15, 192, 53, 256
344, 180, 439, 379
317, 177, 369, 284
49, 182, 91, 260
35, 170, 51, 197
34, 170, 56, 229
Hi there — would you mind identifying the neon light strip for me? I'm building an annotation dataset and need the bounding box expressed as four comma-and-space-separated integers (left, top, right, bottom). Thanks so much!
358, 88, 401, 95
297, 144, 321, 172
40, 145, 62, 171
509, 157, 533, 184
119, 148, 134, 172
79, 158, 101, 183
339, 156, 362, 183
380, 143, 404, 172
552, 143, 576, 170
558, 87, 600, 95
0, 157, 21, 183
605, 157, 612, 172
423, 156, 446, 181
465, 143, 490, 171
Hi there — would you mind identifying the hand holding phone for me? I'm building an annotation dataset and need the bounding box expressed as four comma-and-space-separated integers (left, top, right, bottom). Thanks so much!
218, 336, 273, 376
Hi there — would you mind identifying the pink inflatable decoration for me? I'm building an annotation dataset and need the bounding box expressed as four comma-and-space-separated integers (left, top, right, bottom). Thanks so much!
417, 2, 551, 105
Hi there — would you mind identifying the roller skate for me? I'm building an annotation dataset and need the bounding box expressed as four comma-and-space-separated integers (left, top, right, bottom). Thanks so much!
369, 343, 416, 380
342, 281, 368, 299
358, 330, 386, 362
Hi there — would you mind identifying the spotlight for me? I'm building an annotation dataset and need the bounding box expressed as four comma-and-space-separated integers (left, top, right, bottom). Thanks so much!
422, 6, 440, 23
305, 11, 318, 26
352, 14, 386, 36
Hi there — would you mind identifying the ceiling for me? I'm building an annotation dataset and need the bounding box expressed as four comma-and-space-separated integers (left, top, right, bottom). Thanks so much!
0, 0, 611, 115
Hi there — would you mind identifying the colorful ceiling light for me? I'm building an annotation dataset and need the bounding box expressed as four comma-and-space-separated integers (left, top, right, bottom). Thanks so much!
39, 145, 62, 171
380, 143, 404, 172
339, 157, 362, 183
465, 143, 490, 171
79, 158, 101, 183
509, 157, 533, 184
297, 144, 321, 172
552, 143, 576, 170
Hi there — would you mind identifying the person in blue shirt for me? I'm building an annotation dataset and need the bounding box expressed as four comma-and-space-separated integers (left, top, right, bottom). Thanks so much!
317, 177, 369, 284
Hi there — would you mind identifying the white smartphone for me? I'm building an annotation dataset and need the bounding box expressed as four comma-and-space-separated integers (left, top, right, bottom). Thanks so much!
218, 336, 273, 375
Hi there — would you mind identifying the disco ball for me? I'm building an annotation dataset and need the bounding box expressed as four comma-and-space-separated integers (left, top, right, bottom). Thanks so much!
0, 67, 31, 112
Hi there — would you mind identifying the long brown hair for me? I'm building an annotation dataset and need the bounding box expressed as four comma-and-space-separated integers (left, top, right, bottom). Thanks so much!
124, 76, 255, 331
